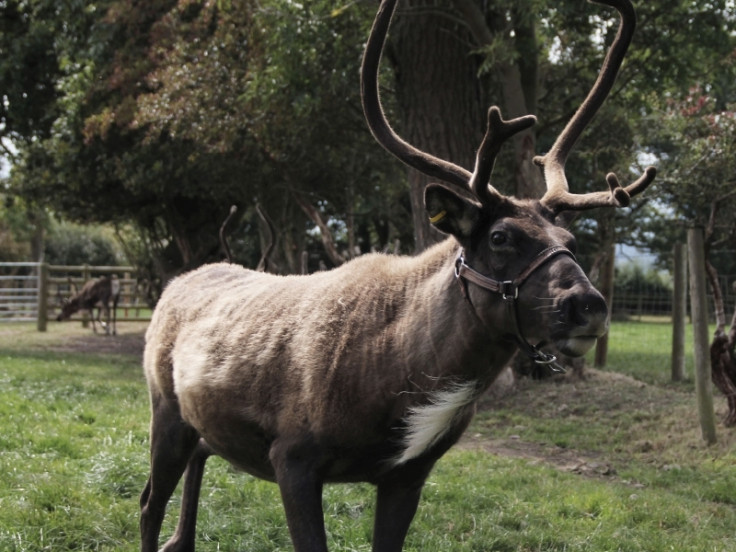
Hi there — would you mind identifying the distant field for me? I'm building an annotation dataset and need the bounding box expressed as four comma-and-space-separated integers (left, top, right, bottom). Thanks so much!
598, 319, 712, 386
0, 321, 734, 551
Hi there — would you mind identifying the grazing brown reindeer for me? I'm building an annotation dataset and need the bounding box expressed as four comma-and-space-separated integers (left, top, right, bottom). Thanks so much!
140, 0, 655, 550
56, 275, 121, 336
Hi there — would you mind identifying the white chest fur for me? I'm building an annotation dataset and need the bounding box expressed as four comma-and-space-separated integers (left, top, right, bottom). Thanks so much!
393, 381, 478, 466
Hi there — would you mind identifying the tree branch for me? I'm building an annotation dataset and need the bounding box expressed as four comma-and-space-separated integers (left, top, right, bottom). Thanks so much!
293, 192, 346, 268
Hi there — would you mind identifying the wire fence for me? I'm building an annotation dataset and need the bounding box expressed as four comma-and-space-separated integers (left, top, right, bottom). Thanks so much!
611, 255, 735, 323
2, 253, 735, 331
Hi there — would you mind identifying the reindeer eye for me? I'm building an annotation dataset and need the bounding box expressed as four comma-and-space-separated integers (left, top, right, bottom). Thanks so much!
490, 232, 507, 246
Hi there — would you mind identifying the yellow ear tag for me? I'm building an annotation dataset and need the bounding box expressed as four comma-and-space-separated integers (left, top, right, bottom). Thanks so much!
429, 210, 447, 224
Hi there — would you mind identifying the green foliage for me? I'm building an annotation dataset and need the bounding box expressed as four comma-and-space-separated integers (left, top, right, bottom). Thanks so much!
534, 1, 736, 269
5, 0, 407, 280
649, 90, 736, 222
4, 0, 736, 281
640, 87, 736, 274
615, 261, 672, 295
44, 220, 125, 266
0, 194, 34, 261
0, 0, 60, 143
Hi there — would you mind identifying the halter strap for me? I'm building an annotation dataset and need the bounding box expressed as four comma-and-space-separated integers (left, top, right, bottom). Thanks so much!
454, 246, 577, 373
455, 246, 575, 298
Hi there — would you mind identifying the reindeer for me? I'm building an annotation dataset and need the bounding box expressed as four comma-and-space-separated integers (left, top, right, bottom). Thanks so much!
140, 0, 655, 550
56, 275, 121, 336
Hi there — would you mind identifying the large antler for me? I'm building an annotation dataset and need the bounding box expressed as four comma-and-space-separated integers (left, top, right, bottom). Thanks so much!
470, 106, 536, 205
536, 0, 656, 214
360, 0, 534, 205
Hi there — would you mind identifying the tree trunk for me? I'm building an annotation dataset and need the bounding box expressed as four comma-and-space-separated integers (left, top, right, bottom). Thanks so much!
389, 0, 544, 251
389, 0, 546, 385
390, 0, 484, 251
452, 0, 544, 199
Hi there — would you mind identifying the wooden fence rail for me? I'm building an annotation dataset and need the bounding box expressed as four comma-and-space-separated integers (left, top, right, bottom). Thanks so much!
0, 262, 152, 331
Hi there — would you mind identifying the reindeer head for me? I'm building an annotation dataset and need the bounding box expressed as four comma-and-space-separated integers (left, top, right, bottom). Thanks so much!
56, 297, 80, 322
361, 0, 655, 363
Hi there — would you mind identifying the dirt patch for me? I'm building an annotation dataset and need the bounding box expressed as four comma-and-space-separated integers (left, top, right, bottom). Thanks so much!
462, 367, 734, 479
460, 371, 628, 478
478, 368, 670, 416
46, 322, 148, 357
461, 434, 619, 479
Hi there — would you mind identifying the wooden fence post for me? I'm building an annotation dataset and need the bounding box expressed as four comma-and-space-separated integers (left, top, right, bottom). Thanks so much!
36, 263, 48, 332
671, 242, 687, 381
81, 264, 90, 328
687, 227, 717, 445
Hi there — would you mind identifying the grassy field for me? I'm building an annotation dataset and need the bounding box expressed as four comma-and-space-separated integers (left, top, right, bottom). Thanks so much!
594, 318, 703, 386
0, 320, 734, 551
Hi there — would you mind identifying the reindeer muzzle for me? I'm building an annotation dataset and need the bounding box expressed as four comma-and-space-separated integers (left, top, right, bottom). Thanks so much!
454, 246, 578, 373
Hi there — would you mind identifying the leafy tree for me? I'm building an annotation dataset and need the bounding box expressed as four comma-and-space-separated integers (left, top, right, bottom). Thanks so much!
0, 194, 32, 261
0, 0, 97, 261
7, 0, 409, 285
1, 0, 59, 149
385, 0, 736, 252
4, 0, 736, 288
643, 87, 736, 275
44, 220, 124, 266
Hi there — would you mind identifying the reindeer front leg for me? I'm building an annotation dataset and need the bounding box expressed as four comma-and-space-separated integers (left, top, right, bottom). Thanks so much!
89, 307, 99, 334
372, 483, 423, 552
101, 302, 111, 335
269, 438, 329, 552
372, 462, 434, 552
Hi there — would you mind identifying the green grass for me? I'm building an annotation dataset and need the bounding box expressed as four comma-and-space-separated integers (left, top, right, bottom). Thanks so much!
591, 319, 712, 386
1, 321, 735, 551
0, 328, 148, 551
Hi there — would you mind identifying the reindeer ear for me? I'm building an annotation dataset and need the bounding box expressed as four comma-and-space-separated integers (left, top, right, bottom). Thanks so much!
424, 184, 483, 240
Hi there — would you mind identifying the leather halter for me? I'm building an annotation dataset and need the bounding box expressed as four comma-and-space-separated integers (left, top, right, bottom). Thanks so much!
454, 245, 577, 373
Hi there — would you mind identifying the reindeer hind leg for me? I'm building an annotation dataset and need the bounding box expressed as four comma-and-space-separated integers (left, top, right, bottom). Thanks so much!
160, 440, 213, 552
111, 295, 118, 336
102, 303, 111, 336
140, 394, 201, 552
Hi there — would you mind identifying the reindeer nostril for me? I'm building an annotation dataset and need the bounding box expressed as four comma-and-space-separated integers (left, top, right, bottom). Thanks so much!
564, 292, 607, 328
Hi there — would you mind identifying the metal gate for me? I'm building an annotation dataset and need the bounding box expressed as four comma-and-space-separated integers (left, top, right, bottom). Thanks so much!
0, 262, 40, 322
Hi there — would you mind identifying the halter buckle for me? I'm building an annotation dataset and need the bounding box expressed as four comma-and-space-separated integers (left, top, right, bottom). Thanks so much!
531, 350, 566, 373
501, 281, 517, 300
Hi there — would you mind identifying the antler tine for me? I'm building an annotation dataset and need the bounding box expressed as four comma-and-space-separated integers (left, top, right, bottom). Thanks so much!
470, 107, 537, 205
537, 0, 654, 214
361, 0, 472, 191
